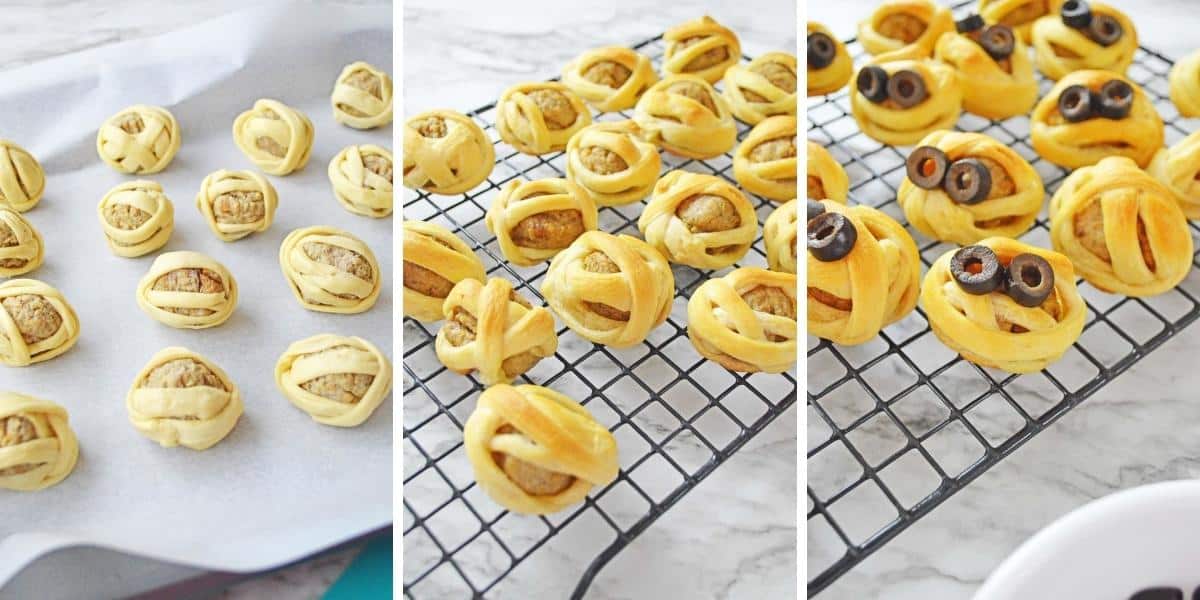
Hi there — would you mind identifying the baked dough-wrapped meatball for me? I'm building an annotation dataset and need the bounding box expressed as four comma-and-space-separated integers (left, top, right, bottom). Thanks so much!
195, 169, 278, 242
97, 180, 174, 257
485, 178, 598, 267
1148, 129, 1200, 219
279, 226, 381, 314
0, 140, 45, 212
496, 82, 591, 156
807, 141, 848, 203
807, 22, 853, 97
1030, 70, 1162, 170
562, 46, 658, 112
979, 0, 1065, 43
329, 144, 393, 218
764, 199, 797, 274
136, 251, 237, 329
331, 61, 393, 130
934, 23, 1038, 120
232, 99, 314, 176
541, 231, 674, 348
275, 334, 393, 427
1031, 1, 1136, 81
0, 392, 78, 492
0, 208, 43, 277
808, 200, 920, 345
634, 75, 736, 159
0, 279, 80, 367
733, 116, 797, 201
688, 267, 797, 373
96, 105, 180, 175
858, 0, 954, 62
1049, 156, 1193, 297
724, 51, 797, 124
403, 109, 495, 196
126, 347, 243, 450
638, 171, 756, 269
662, 16, 741, 84
850, 59, 963, 146
436, 278, 558, 386
564, 121, 661, 207
463, 384, 618, 515
403, 221, 484, 322
898, 130, 1044, 245
1169, 49, 1200, 118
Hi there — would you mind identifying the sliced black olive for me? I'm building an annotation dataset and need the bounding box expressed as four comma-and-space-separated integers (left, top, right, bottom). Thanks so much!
1088, 14, 1123, 46
1130, 587, 1184, 600
906, 146, 949, 190
1005, 253, 1055, 307
950, 245, 1004, 295
887, 69, 928, 108
1096, 79, 1134, 119
808, 32, 836, 69
807, 199, 826, 221
945, 159, 992, 205
1061, 0, 1092, 28
1057, 84, 1095, 122
956, 14, 985, 33
807, 212, 857, 262
857, 66, 889, 103
979, 25, 1016, 60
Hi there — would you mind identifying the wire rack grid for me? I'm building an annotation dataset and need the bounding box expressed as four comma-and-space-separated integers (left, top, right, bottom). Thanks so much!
403, 37, 798, 599
806, 5, 1200, 596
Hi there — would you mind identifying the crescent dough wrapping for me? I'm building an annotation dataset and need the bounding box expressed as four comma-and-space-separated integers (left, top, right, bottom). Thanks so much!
934, 27, 1038, 120
638, 170, 757, 269
436, 277, 558, 386
807, 141, 849, 203
0, 392, 78, 492
764, 199, 798, 274
808, 200, 921, 346
1169, 49, 1200, 118
233, 99, 315, 176
496, 82, 591, 156
195, 169, 278, 242
662, 16, 741, 83
403, 109, 495, 196
0, 279, 80, 367
136, 251, 237, 329
280, 226, 381, 314
687, 267, 797, 373
402, 221, 484, 322
850, 59, 963, 146
464, 384, 618, 515
0, 140, 45, 212
858, 0, 954, 62
1148, 129, 1200, 219
979, 0, 1065, 43
723, 51, 797, 124
275, 334, 393, 427
1049, 156, 1193, 297
1031, 2, 1136, 81
126, 347, 243, 450
97, 180, 174, 257
564, 120, 661, 207
733, 115, 798, 201
562, 46, 658, 112
331, 61, 393, 129
96, 105, 181, 175
329, 144, 394, 218
898, 130, 1044, 245
485, 178, 598, 267
807, 22, 853, 97
541, 231, 674, 348
1031, 70, 1162, 170
633, 74, 737, 159
0, 207, 44, 277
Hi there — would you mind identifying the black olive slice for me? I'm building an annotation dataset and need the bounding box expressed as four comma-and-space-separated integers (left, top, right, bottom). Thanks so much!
886, 69, 928, 108
979, 25, 1016, 60
1057, 84, 1095, 122
1088, 14, 1123, 46
1005, 253, 1055, 307
807, 212, 857, 262
1061, 0, 1092, 28
1096, 79, 1134, 119
807, 199, 826, 221
857, 66, 889, 103
956, 14, 985, 33
945, 159, 992, 205
950, 245, 1004, 295
1130, 587, 1184, 600
808, 32, 837, 69
906, 146, 949, 190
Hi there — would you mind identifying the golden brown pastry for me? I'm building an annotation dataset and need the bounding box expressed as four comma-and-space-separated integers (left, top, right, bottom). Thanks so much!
1148, 129, 1200, 219
934, 22, 1038, 120
403, 109, 495, 196
402, 220, 484, 322
136, 251, 237, 329
638, 170, 756, 269
633, 74, 737, 159
807, 22, 853, 96
0, 140, 45, 212
687, 267, 796, 373
1049, 156, 1193, 297
96, 105, 181, 175
1169, 48, 1200, 118
463, 384, 618, 515
331, 61, 393, 129
1031, 1, 1136, 81
0, 392, 78, 491
195, 169, 278, 242
97, 180, 174, 257
485, 178, 598, 267
562, 46, 658, 112
858, 0, 955, 62
1030, 70, 1162, 170
435, 278, 557, 386
232, 99, 314, 176
0, 207, 43, 277
564, 120, 661, 207
496, 82, 591, 155
850, 59, 963, 146
329, 144, 393, 218
126, 347, 243, 450
275, 334, 393, 427
733, 116, 797, 201
764, 199, 797, 274
723, 51, 797, 124
0, 279, 80, 367
662, 16, 741, 83
279, 226, 381, 314
979, 0, 1065, 43
807, 141, 848, 203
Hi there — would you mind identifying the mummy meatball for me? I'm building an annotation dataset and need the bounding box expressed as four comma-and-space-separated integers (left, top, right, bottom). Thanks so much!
638, 171, 757, 269
136, 251, 238, 329
126, 347, 243, 450
0, 279, 80, 367
97, 180, 174, 257
195, 170, 278, 242
233, 99, 315, 176
485, 178, 598, 267
0, 392, 79, 491
331, 61, 394, 129
279, 226, 381, 314
275, 334, 393, 427
0, 140, 45, 212
328, 144, 393, 218
0, 208, 44, 277
96, 105, 181, 175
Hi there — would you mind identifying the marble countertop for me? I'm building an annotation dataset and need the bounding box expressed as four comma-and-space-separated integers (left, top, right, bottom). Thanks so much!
809, 1, 1200, 598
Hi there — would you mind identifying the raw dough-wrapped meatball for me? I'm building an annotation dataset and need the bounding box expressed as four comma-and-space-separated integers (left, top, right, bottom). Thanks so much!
136, 251, 238, 329
328, 144, 393, 218
233, 99, 314, 176
0, 392, 79, 491
96, 105, 181, 174
0, 279, 80, 367
0, 140, 45, 212
126, 347, 243, 450
97, 180, 174, 257
196, 169, 278, 242
279, 226, 381, 314
275, 334, 393, 427
331, 61, 393, 129
0, 207, 44, 277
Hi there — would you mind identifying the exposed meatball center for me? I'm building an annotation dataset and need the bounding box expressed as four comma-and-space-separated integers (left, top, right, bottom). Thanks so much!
299, 346, 375, 404
677, 36, 730, 72
582, 251, 631, 321
527, 89, 578, 130
104, 203, 152, 231
303, 242, 374, 283
583, 60, 632, 88
667, 81, 718, 114
442, 292, 541, 378
213, 190, 265, 225
153, 269, 226, 317
676, 194, 742, 232
579, 146, 628, 175
750, 136, 798, 163
144, 358, 225, 389
2, 294, 62, 344
414, 116, 448, 138
0, 415, 39, 476
494, 424, 575, 495
877, 13, 927, 43
364, 154, 394, 184
117, 113, 145, 134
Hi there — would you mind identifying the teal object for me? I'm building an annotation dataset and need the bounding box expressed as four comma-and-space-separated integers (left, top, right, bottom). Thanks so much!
324, 534, 393, 599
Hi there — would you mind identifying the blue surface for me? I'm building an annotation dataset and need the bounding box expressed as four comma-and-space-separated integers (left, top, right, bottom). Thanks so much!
323, 535, 393, 599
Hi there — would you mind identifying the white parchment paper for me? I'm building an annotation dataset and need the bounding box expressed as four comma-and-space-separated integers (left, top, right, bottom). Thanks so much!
0, 2, 393, 586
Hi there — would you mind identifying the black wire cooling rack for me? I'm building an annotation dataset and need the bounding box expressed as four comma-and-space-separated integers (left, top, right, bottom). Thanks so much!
807, 4, 1200, 596
402, 37, 798, 599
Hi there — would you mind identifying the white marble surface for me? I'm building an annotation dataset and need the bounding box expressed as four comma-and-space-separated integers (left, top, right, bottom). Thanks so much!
808, 1, 1200, 598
